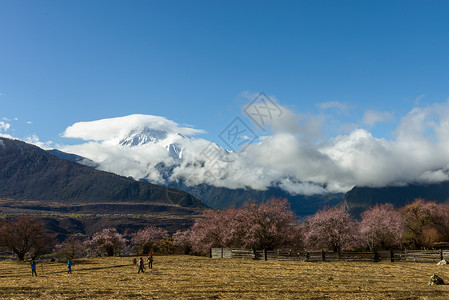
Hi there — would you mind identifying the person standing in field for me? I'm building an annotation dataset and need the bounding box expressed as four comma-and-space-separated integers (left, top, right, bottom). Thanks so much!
30, 260, 37, 277
147, 253, 153, 269
67, 259, 72, 274
137, 257, 145, 273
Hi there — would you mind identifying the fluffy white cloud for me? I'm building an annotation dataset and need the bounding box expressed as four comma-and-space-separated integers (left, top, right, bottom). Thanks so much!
62, 114, 204, 144
56, 100, 449, 196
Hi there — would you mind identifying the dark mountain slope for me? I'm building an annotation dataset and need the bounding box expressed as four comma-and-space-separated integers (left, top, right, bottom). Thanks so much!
47, 149, 99, 168
170, 183, 343, 217
46, 148, 343, 216
341, 181, 449, 217
0, 137, 203, 208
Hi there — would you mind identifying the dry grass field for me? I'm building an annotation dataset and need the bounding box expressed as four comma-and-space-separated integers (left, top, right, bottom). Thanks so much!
1, 255, 449, 299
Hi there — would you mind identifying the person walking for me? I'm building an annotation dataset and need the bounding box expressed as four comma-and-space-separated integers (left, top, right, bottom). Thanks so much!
30, 260, 37, 277
147, 253, 153, 269
67, 259, 72, 274
137, 257, 145, 274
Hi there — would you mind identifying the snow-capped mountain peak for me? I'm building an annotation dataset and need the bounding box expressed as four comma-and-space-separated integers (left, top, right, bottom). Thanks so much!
118, 126, 192, 161
119, 128, 169, 146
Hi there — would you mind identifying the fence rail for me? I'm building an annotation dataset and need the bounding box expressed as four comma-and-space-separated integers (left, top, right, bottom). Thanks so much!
210, 248, 449, 263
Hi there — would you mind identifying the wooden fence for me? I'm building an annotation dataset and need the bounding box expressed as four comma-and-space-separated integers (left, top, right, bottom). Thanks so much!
210, 248, 449, 263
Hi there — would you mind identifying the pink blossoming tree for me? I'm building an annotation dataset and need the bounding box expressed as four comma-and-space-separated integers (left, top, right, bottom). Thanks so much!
359, 203, 404, 250
172, 229, 193, 254
85, 228, 127, 257
189, 198, 301, 254
241, 198, 300, 250
304, 207, 361, 252
131, 226, 169, 255
189, 206, 247, 254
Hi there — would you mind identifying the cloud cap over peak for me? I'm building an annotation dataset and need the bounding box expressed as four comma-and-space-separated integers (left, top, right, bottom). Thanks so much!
62, 114, 205, 144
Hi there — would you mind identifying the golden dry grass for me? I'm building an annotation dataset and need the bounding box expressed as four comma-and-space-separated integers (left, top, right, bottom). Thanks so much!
1, 255, 449, 299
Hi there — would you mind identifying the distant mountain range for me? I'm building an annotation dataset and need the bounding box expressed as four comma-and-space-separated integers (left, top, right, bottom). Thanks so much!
55, 121, 344, 216
0, 137, 202, 208
165, 182, 343, 217
48, 146, 343, 216
341, 182, 449, 216
53, 122, 449, 218
5, 132, 449, 225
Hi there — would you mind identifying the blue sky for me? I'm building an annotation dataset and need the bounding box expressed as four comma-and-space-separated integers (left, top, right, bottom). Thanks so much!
1, 0, 448, 147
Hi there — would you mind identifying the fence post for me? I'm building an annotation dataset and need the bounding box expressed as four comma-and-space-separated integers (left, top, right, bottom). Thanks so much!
373, 250, 380, 262
264, 249, 267, 261
305, 252, 310, 262
440, 249, 444, 261
321, 250, 326, 262
210, 248, 212, 258
221, 248, 224, 258
390, 249, 394, 262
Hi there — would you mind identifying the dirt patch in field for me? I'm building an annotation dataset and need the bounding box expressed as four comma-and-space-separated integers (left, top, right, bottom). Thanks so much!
1, 256, 449, 299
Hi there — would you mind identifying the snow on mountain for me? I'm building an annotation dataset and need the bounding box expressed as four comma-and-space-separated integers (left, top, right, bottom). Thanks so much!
60, 114, 236, 187
118, 127, 187, 161
119, 128, 168, 146
59, 114, 342, 196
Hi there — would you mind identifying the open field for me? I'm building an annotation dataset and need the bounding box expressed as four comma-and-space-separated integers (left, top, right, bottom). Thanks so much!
1, 256, 449, 299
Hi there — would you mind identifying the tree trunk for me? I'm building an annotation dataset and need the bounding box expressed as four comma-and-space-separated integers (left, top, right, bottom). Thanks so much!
16, 251, 25, 261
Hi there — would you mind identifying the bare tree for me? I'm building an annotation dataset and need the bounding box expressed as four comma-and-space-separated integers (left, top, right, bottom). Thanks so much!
0, 216, 55, 260
54, 235, 85, 260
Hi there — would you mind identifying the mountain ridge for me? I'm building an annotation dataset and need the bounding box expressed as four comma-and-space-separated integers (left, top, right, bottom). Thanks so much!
341, 181, 449, 217
0, 137, 203, 207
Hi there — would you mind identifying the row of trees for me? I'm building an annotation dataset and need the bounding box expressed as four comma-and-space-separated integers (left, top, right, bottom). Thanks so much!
1, 198, 449, 260
0, 217, 174, 260
176, 198, 449, 255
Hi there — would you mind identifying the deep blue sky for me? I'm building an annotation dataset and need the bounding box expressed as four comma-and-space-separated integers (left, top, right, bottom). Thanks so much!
1, 0, 448, 146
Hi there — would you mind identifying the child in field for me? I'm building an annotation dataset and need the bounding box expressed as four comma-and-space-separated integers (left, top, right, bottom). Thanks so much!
138, 257, 145, 273
30, 260, 37, 277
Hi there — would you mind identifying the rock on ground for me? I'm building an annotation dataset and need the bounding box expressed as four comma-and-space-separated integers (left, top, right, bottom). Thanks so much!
429, 274, 445, 285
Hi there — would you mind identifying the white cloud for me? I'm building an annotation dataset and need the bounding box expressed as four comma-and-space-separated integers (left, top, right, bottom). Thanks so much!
0, 121, 10, 132
0, 133, 14, 139
62, 114, 205, 145
54, 99, 449, 196
363, 110, 394, 127
24, 135, 54, 150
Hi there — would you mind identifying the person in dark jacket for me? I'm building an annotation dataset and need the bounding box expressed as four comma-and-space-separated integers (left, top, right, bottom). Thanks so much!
147, 253, 153, 269
30, 260, 37, 277
67, 259, 73, 274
